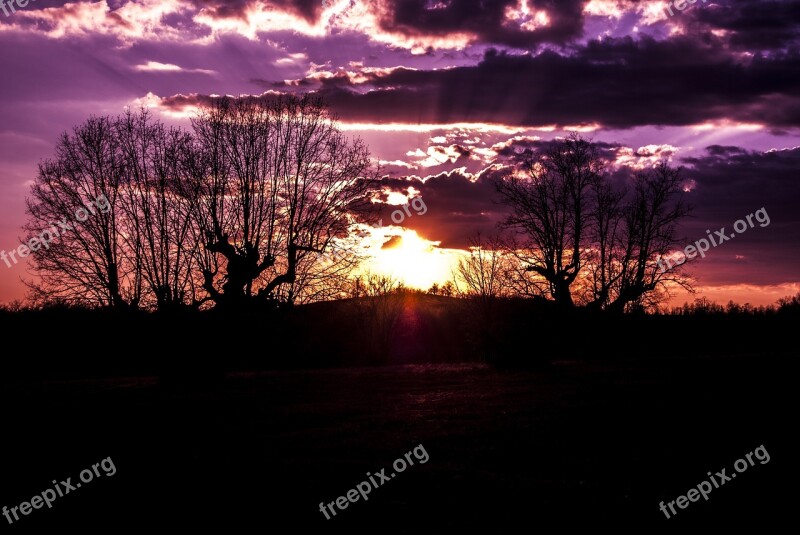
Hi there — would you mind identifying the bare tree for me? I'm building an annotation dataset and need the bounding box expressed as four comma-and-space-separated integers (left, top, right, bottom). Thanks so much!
286, 232, 368, 304
499, 234, 551, 300
496, 133, 601, 308
496, 134, 692, 312
452, 234, 510, 301
602, 162, 693, 312
181, 95, 377, 308
115, 109, 200, 311
24, 97, 376, 310
452, 234, 510, 360
24, 117, 129, 308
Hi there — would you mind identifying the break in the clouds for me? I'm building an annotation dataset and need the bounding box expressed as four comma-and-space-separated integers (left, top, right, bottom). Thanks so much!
376, 139, 800, 289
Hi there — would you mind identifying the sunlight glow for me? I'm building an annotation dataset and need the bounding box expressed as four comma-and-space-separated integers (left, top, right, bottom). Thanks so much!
366, 229, 457, 289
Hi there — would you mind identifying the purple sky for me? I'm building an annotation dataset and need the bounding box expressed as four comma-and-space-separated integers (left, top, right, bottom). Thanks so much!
1, 0, 798, 305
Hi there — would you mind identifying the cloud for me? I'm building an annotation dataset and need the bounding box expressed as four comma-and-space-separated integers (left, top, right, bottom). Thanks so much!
678, 0, 800, 51
375, 166, 505, 249
273, 52, 309, 66
134, 61, 216, 74
409, 144, 472, 168
371, 139, 800, 288
0, 0, 198, 43
243, 38, 800, 130
3, 0, 797, 58
366, 0, 585, 50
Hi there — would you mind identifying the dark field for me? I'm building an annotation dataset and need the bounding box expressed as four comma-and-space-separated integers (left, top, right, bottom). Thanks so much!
1, 353, 796, 532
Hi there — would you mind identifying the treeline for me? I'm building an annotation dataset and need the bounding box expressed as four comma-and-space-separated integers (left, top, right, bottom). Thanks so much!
22, 97, 719, 313
1, 289, 797, 380
667, 295, 800, 316
24, 95, 377, 311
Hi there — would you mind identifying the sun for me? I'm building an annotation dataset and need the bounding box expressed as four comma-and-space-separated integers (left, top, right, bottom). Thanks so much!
367, 229, 455, 290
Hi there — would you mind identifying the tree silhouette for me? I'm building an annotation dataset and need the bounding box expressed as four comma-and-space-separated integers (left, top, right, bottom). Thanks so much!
116, 109, 200, 310
496, 134, 692, 312
24, 96, 378, 310
496, 133, 600, 308
602, 162, 692, 312
452, 234, 510, 302
451, 234, 511, 361
25, 116, 129, 308
181, 95, 377, 309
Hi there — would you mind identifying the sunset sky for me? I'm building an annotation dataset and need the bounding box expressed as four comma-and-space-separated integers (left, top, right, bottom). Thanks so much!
1, 0, 798, 306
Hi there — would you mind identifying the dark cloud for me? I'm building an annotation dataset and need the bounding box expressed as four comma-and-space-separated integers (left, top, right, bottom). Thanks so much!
665, 144, 800, 286
492, 136, 620, 162
376, 168, 505, 249
685, 0, 800, 51
377, 0, 585, 49
262, 77, 314, 88
681, 144, 800, 233
233, 36, 800, 129
160, 93, 220, 110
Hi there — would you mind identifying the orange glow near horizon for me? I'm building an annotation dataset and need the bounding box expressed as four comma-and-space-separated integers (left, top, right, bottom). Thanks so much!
357, 227, 799, 307
364, 229, 458, 290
